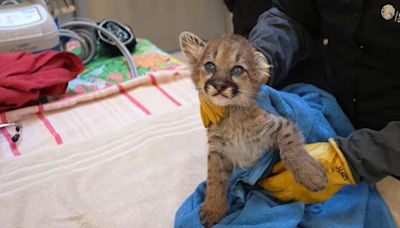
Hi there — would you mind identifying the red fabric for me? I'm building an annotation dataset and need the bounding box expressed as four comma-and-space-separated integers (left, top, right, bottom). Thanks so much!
0, 51, 84, 112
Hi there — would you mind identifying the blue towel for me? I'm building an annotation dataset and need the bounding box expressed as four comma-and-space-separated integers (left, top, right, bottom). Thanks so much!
175, 84, 396, 228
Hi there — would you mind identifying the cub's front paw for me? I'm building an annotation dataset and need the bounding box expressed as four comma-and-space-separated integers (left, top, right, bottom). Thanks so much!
200, 200, 228, 228
293, 157, 328, 191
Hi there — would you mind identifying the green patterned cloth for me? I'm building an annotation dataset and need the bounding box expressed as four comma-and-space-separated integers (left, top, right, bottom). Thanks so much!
66, 38, 182, 95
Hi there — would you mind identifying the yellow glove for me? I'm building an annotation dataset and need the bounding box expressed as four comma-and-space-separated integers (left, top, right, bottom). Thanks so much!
259, 138, 356, 204
199, 95, 226, 128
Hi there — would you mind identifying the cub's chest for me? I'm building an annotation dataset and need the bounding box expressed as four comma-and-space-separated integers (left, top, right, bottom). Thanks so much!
220, 121, 260, 145
219, 108, 270, 144
216, 117, 271, 168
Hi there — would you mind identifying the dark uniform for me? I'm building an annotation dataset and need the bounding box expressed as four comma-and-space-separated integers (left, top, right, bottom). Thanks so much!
224, 0, 400, 183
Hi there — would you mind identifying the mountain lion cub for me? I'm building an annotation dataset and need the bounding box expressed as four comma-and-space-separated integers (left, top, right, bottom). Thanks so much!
179, 32, 327, 227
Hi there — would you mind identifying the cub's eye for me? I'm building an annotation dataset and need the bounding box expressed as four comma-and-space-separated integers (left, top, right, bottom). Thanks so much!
204, 62, 216, 74
231, 66, 244, 76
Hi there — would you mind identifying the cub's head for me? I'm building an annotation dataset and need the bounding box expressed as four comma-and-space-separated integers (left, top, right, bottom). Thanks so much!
179, 32, 270, 107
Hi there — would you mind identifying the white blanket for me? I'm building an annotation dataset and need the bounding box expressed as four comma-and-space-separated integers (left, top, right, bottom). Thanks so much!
0, 105, 207, 228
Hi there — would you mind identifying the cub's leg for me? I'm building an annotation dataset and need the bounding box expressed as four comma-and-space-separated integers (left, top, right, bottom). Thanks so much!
272, 117, 327, 191
200, 139, 232, 227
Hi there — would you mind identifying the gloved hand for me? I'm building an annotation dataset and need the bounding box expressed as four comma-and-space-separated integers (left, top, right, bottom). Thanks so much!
259, 138, 356, 204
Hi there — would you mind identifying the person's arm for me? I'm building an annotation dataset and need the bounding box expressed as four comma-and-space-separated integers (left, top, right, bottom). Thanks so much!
249, 0, 320, 86
223, 0, 272, 37
223, 0, 236, 12
335, 121, 400, 183
259, 121, 400, 203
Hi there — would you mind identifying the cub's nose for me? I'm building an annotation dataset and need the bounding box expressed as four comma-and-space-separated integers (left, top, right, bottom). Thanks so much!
210, 81, 227, 93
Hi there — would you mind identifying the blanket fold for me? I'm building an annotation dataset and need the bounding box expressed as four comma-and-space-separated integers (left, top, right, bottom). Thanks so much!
175, 83, 396, 228
0, 51, 84, 112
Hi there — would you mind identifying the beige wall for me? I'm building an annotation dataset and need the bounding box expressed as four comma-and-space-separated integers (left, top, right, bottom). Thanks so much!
78, 0, 231, 52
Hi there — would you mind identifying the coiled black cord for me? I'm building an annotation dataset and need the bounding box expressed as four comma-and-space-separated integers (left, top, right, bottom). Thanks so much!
59, 18, 138, 78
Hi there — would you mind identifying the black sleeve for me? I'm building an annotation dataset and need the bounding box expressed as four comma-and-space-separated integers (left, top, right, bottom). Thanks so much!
248, 0, 320, 86
223, 0, 236, 12
335, 121, 400, 183
223, 0, 273, 37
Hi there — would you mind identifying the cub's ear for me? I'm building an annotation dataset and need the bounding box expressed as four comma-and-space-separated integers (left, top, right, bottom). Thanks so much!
179, 31, 206, 64
254, 51, 271, 84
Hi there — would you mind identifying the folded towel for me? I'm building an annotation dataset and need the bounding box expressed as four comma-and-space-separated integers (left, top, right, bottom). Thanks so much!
0, 51, 84, 112
175, 83, 396, 228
